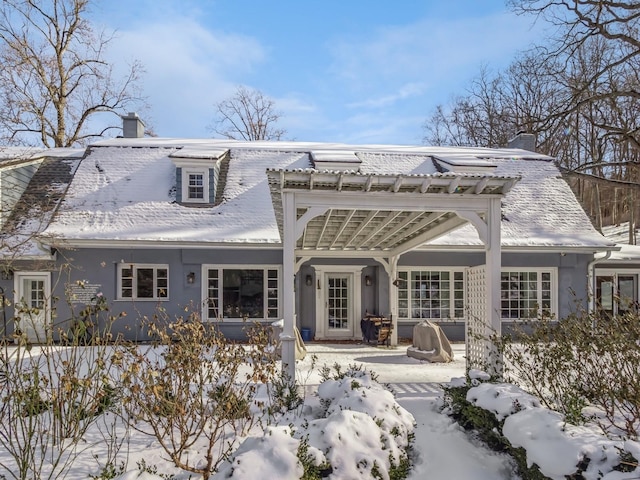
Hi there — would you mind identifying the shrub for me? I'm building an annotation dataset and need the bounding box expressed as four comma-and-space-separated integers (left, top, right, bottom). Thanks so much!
0, 284, 122, 480
117, 310, 277, 480
493, 307, 640, 438
443, 381, 550, 480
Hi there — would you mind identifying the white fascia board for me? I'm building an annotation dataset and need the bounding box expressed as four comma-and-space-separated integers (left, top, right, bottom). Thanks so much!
415, 244, 617, 254
171, 157, 221, 168
41, 238, 283, 250
292, 190, 498, 211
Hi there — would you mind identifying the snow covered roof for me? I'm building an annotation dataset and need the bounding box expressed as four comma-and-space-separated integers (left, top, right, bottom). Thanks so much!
595, 223, 640, 263
40, 137, 612, 250
0, 146, 83, 168
426, 156, 613, 250
1, 154, 82, 259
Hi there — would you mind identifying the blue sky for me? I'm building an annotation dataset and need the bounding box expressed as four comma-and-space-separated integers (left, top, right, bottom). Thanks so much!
91, 0, 542, 145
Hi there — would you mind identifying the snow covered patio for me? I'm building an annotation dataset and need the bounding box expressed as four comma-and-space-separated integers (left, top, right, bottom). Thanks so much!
296, 341, 466, 388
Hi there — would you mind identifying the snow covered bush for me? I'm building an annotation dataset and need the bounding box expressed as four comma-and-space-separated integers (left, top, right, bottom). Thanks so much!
494, 308, 640, 437
444, 373, 640, 480
215, 365, 415, 480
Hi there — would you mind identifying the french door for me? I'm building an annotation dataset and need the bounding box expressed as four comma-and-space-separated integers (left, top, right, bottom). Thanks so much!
313, 266, 365, 339
596, 273, 638, 316
326, 274, 352, 336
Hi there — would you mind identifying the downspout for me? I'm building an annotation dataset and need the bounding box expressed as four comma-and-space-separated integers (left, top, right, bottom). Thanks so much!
587, 250, 612, 313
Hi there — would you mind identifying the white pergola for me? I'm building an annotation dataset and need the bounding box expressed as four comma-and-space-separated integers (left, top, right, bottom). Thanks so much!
266, 169, 520, 379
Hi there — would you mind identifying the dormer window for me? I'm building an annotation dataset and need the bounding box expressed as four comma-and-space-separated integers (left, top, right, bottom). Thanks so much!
169, 147, 228, 205
185, 170, 207, 202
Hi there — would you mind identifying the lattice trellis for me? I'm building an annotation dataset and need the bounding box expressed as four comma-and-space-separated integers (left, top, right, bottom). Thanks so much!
465, 265, 490, 372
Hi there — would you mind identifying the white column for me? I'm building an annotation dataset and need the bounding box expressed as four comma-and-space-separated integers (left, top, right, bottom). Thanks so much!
486, 198, 502, 375
281, 192, 296, 380
388, 255, 399, 345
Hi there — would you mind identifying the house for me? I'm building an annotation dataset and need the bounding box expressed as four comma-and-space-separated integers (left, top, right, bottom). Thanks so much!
0, 122, 618, 372
0, 147, 83, 341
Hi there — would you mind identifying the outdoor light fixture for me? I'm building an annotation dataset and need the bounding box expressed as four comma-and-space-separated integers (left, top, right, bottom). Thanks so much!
306, 274, 313, 286
187, 271, 196, 284
365, 275, 372, 286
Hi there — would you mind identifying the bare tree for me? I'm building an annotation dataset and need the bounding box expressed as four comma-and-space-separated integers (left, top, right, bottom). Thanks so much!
0, 0, 145, 148
508, 0, 640, 150
423, 56, 566, 151
422, 42, 640, 238
211, 86, 286, 141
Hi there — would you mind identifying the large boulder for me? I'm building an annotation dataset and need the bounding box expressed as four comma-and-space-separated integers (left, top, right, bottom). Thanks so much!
407, 320, 454, 363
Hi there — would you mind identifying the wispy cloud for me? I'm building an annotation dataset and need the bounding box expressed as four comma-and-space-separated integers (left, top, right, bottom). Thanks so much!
347, 82, 429, 109
90, 1, 544, 144
106, 16, 266, 137
328, 12, 538, 88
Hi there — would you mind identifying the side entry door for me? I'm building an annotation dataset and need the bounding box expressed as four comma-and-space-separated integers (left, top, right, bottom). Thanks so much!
15, 272, 51, 342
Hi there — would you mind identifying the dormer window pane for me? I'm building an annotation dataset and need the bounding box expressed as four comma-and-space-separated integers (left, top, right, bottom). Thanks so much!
188, 173, 204, 199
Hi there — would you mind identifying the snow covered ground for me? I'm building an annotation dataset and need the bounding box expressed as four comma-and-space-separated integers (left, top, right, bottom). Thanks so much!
3, 342, 639, 479
116, 343, 521, 479
296, 343, 517, 479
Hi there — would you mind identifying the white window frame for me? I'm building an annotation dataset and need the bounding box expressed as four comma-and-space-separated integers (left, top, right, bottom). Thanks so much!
594, 269, 639, 315
397, 268, 465, 322
117, 263, 169, 301
182, 168, 209, 203
500, 268, 557, 320
202, 265, 281, 321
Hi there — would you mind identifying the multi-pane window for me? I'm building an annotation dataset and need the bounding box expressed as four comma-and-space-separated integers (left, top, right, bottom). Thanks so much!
120, 264, 168, 300
500, 270, 552, 319
205, 267, 280, 320
187, 173, 204, 199
397, 269, 464, 320
180, 167, 210, 204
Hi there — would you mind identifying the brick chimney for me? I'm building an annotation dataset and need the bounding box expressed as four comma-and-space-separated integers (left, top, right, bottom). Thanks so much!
121, 112, 145, 138
507, 131, 536, 152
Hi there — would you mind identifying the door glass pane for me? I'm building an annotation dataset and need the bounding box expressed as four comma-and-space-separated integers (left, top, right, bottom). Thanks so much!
618, 276, 637, 314
596, 276, 614, 315
24, 279, 45, 309
328, 276, 349, 330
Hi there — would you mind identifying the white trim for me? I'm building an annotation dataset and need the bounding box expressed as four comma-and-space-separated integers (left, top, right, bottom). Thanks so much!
181, 168, 209, 204
43, 239, 284, 249
116, 263, 169, 301
595, 268, 640, 275
414, 245, 615, 253
40, 240, 614, 254
396, 267, 466, 323
170, 156, 223, 167
593, 269, 639, 315
500, 267, 558, 320
200, 264, 282, 321
312, 265, 365, 339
